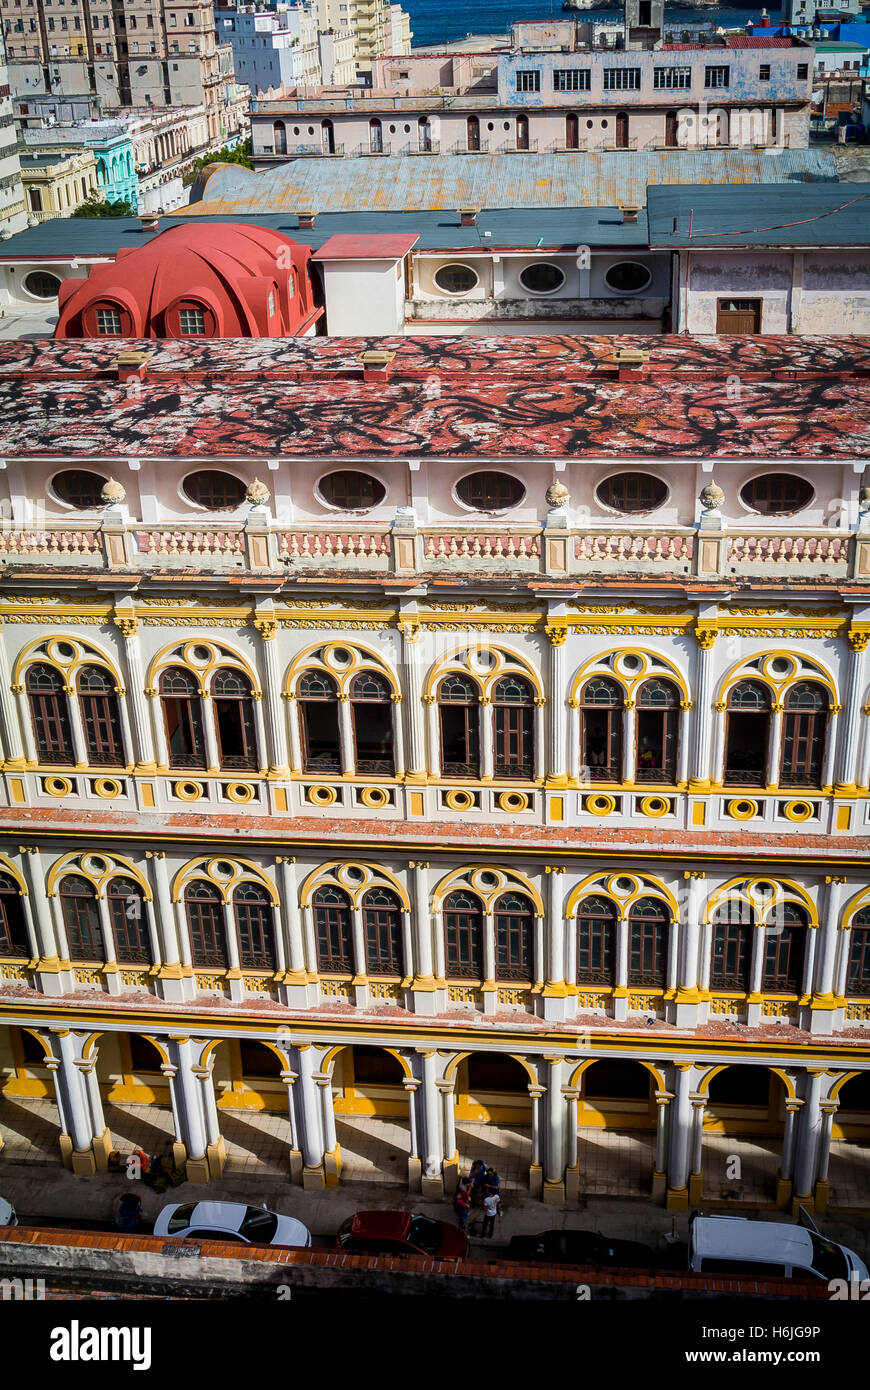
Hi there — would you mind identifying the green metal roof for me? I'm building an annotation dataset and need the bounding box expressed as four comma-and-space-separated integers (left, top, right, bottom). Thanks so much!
646, 183, 870, 247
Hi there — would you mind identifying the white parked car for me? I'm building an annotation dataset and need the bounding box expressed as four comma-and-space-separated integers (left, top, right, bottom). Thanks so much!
0, 1194, 17, 1226
153, 1200, 310, 1248
689, 1213, 868, 1283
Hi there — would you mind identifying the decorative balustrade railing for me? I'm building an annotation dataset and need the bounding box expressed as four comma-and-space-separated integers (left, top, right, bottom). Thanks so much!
0, 518, 860, 581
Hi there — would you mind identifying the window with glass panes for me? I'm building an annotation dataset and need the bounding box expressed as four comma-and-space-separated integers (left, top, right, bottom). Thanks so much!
0, 874, 28, 956
604, 67, 641, 89
313, 884, 353, 973
576, 895, 617, 985
363, 887, 403, 975
654, 66, 691, 88
780, 682, 828, 788
515, 69, 541, 92
96, 306, 122, 334
628, 897, 667, 986
299, 670, 342, 773
493, 675, 533, 779
635, 678, 679, 782
178, 306, 205, 334
233, 883, 275, 969
106, 877, 150, 963
494, 892, 533, 981
78, 664, 124, 766
847, 910, 870, 997
212, 667, 258, 770
160, 667, 207, 769
580, 677, 623, 780
724, 680, 771, 786
439, 674, 481, 778
185, 881, 228, 968
710, 903, 752, 991
350, 671, 395, 776
26, 664, 74, 764
553, 68, 590, 90
444, 890, 483, 979
705, 65, 730, 87
60, 875, 105, 961
761, 904, 806, 992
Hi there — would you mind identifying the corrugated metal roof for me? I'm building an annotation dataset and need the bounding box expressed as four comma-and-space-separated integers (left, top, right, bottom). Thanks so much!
184, 150, 839, 217
647, 182, 870, 246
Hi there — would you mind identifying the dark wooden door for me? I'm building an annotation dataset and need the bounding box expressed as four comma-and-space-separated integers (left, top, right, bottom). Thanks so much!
616, 111, 629, 148
665, 111, 678, 147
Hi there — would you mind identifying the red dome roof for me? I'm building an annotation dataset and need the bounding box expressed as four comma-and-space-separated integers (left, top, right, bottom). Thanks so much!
55, 221, 320, 340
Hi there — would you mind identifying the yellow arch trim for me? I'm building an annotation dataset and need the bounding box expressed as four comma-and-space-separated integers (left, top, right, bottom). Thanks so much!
696, 1062, 795, 1100
828, 1071, 865, 1102
171, 856, 279, 906
284, 640, 399, 698
146, 638, 262, 697
0, 855, 28, 896
569, 647, 689, 704
842, 885, 870, 932
322, 1043, 412, 1081
430, 864, 544, 915
423, 643, 543, 701
703, 875, 818, 928
565, 870, 678, 921
19, 1026, 51, 1060
138, 1034, 170, 1067
716, 650, 837, 705
442, 1050, 538, 1088
46, 850, 152, 901
12, 634, 123, 690
298, 861, 410, 912
568, 1056, 665, 1091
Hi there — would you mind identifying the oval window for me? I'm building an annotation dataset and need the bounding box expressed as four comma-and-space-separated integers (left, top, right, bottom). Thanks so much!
456, 472, 525, 512
604, 262, 652, 294
739, 474, 814, 516
433, 263, 478, 295
318, 470, 386, 511
596, 472, 668, 514
24, 271, 62, 299
52, 469, 107, 509
182, 470, 246, 510
519, 263, 565, 295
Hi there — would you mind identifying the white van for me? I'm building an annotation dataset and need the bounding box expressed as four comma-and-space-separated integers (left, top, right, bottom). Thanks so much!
0, 1194, 17, 1226
689, 1213, 868, 1283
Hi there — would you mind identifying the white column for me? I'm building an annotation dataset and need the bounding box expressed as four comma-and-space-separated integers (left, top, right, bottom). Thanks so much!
801, 927, 818, 999
278, 857, 305, 975
419, 1050, 443, 1181
546, 626, 568, 784
316, 1072, 338, 1154
482, 909, 495, 984
349, 905, 366, 979
780, 1100, 802, 1182
169, 1039, 208, 1166
115, 619, 156, 769
836, 924, 851, 999
64, 681, 89, 768
424, 698, 439, 777
793, 1070, 824, 1198
545, 866, 565, 988
836, 634, 867, 790
690, 633, 717, 787
146, 851, 179, 967
749, 922, 765, 996
766, 702, 784, 787
680, 872, 703, 993
822, 706, 840, 789
654, 1091, 672, 1176
199, 689, 220, 772
480, 696, 494, 780
438, 1078, 456, 1164
173, 900, 193, 969
0, 635, 26, 766
286, 693, 302, 774
400, 622, 426, 783
51, 1032, 98, 1163
529, 1084, 544, 1168
150, 692, 170, 770
411, 861, 434, 982
564, 1087, 579, 1172
667, 1063, 694, 1195
337, 694, 355, 776
615, 915, 629, 989
254, 617, 288, 773
677, 701, 692, 785
293, 1045, 325, 1170
816, 1105, 836, 1186
623, 700, 636, 782
20, 846, 59, 961
392, 696, 406, 777
534, 698, 546, 782
544, 1056, 565, 1187
689, 1096, 705, 1178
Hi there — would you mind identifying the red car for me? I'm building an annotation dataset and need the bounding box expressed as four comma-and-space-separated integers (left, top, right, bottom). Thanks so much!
336, 1210, 468, 1260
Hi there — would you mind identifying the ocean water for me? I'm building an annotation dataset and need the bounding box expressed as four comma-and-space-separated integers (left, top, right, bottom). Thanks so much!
406, 0, 762, 47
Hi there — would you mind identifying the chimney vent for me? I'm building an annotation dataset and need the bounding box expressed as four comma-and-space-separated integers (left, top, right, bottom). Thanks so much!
297, 209, 316, 228
612, 347, 650, 380
619, 204, 641, 224
140, 214, 159, 233
358, 348, 396, 382
458, 207, 480, 226
115, 349, 154, 383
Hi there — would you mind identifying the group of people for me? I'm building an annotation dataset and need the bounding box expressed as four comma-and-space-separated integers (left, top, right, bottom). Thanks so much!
453, 1160, 503, 1238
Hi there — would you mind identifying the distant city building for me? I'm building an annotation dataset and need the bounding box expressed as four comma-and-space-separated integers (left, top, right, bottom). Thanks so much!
21, 123, 137, 207
0, 30, 26, 236
780, 0, 862, 25
19, 145, 98, 220
216, 3, 320, 95
312, 0, 410, 77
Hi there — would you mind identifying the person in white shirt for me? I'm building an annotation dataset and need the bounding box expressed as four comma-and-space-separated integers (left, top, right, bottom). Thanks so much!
482, 1191, 501, 1239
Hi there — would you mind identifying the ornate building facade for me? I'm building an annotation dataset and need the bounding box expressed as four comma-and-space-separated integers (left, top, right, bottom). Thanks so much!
0, 333, 868, 1212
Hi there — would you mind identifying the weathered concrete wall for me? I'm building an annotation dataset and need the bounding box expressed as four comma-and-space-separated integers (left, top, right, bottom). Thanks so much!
684, 249, 870, 335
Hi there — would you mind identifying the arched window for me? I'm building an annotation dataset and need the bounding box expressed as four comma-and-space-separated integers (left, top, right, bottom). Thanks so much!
321, 119, 335, 154
636, 678, 679, 783
350, 672, 394, 776
363, 887, 403, 976
233, 883, 275, 970
466, 114, 480, 150
77, 665, 124, 766
160, 667, 206, 770
313, 884, 353, 974
762, 903, 806, 993
106, 876, 150, 964
576, 895, 617, 985
847, 908, 870, 997
184, 881, 228, 968
444, 890, 483, 980
59, 874, 104, 962
780, 682, 828, 788
369, 117, 383, 153
273, 120, 287, 154
566, 112, 579, 148
516, 113, 529, 149
439, 675, 480, 779
628, 897, 667, 987
724, 680, 771, 787
495, 891, 533, 981
298, 671, 341, 774
0, 873, 28, 957
580, 677, 623, 781
211, 667, 258, 771
26, 664, 74, 765
418, 116, 432, 151
710, 901, 753, 992
493, 676, 534, 780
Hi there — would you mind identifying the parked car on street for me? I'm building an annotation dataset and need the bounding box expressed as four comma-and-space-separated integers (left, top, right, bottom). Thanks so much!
689, 1213, 869, 1283
0, 1194, 17, 1226
337, 1210, 468, 1260
507, 1228, 664, 1268
153, 1200, 310, 1248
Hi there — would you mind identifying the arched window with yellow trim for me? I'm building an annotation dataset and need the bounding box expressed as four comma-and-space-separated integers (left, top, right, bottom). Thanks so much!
780, 682, 828, 789
350, 672, 394, 776
299, 670, 341, 774
212, 667, 258, 771
362, 887, 403, 976
59, 874, 104, 963
493, 675, 534, 780
439, 675, 481, 779
313, 884, 353, 974
761, 903, 806, 994
185, 880, 228, 968
636, 677, 679, 784
628, 897, 668, 987
580, 677, 623, 781
494, 891, 533, 981
576, 894, 617, 986
847, 908, 870, 997
27, 664, 74, 765
233, 883, 275, 970
724, 680, 770, 787
106, 877, 150, 964
78, 665, 125, 767
160, 667, 207, 770
711, 901, 753, 992
0, 873, 28, 957
444, 889, 483, 979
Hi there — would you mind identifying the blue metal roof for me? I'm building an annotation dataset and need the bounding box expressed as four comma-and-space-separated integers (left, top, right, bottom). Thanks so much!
647, 183, 870, 247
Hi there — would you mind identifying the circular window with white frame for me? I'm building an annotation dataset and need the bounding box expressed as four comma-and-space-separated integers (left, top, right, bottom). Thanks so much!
739, 473, 814, 516
455, 471, 526, 513
23, 270, 62, 300
317, 470, 386, 512
519, 262, 566, 295
604, 261, 653, 295
433, 263, 479, 295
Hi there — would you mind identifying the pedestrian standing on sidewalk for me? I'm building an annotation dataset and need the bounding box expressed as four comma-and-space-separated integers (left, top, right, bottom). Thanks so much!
482, 1189, 501, 1239
454, 1178, 471, 1232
